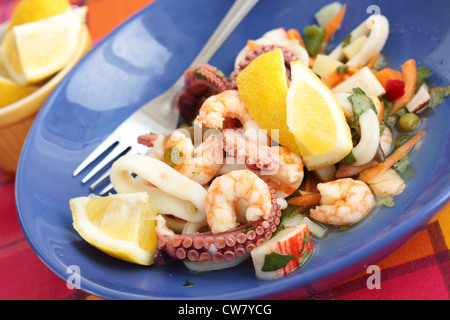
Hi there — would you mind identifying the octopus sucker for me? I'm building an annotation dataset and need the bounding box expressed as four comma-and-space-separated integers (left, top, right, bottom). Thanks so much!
231, 44, 299, 84
154, 184, 281, 266
176, 64, 234, 123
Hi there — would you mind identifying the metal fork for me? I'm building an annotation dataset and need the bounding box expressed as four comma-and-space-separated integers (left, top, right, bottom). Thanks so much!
72, 0, 259, 195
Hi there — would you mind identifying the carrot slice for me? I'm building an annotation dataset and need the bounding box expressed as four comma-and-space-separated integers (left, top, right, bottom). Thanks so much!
366, 53, 380, 69
375, 68, 404, 89
287, 28, 305, 48
377, 100, 385, 123
287, 192, 321, 207
323, 4, 347, 44
323, 64, 360, 88
389, 59, 417, 115
247, 39, 260, 51
358, 130, 425, 183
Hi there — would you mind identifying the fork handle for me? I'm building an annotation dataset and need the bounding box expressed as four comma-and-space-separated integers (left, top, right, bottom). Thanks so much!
190, 0, 259, 67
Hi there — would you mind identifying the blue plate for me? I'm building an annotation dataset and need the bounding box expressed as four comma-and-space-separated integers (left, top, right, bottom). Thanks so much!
16, 0, 450, 300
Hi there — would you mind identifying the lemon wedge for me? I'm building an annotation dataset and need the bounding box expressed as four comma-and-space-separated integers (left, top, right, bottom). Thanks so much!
236, 48, 302, 155
0, 74, 38, 108
0, 6, 87, 85
70, 192, 158, 266
8, 0, 71, 30
286, 60, 352, 170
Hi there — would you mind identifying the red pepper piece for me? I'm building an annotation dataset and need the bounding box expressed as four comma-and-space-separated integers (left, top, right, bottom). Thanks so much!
385, 79, 405, 101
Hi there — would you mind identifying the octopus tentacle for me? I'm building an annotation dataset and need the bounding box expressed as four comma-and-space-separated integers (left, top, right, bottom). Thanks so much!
230, 44, 299, 84
176, 64, 234, 123
222, 129, 304, 199
154, 187, 282, 265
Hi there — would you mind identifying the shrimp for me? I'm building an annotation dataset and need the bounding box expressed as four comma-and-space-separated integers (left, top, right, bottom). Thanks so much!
223, 129, 304, 198
194, 90, 270, 145
365, 168, 405, 197
379, 126, 393, 156
205, 170, 274, 234
163, 128, 224, 185
258, 146, 304, 198
310, 178, 375, 226
137, 133, 167, 160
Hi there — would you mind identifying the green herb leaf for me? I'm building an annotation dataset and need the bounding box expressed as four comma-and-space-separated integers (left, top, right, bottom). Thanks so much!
261, 252, 297, 272
215, 69, 225, 77
416, 66, 433, 92
394, 134, 411, 149
429, 85, 450, 108
347, 87, 377, 125
399, 163, 415, 180
340, 226, 350, 232
182, 280, 194, 287
297, 251, 312, 268
193, 68, 207, 80
337, 64, 348, 75
303, 25, 325, 56
376, 197, 395, 208
274, 205, 303, 235
395, 107, 407, 118
242, 225, 255, 233
394, 156, 415, 180
340, 150, 356, 165
393, 156, 409, 172
341, 34, 352, 47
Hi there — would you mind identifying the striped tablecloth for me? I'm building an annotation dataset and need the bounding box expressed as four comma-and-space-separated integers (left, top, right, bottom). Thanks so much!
0, 0, 449, 300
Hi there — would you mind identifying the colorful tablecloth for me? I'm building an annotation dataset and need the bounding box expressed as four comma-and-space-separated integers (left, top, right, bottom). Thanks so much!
0, 0, 449, 300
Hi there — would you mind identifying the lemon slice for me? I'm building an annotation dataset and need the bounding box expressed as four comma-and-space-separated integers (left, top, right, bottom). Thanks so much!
236, 48, 302, 155
70, 192, 158, 266
0, 74, 38, 108
8, 0, 71, 30
0, 6, 87, 85
286, 60, 352, 170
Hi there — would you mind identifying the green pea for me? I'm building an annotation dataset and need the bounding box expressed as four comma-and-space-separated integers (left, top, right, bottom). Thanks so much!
397, 113, 420, 132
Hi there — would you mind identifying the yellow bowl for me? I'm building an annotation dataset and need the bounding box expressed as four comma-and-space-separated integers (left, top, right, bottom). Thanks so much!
0, 25, 92, 173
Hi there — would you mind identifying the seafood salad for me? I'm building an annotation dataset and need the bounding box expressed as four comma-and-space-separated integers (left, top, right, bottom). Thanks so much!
70, 2, 449, 281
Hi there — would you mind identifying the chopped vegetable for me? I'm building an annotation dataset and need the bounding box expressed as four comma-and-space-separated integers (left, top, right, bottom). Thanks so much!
246, 39, 260, 50
429, 85, 450, 108
182, 280, 194, 287
359, 130, 425, 182
261, 252, 296, 272
376, 68, 404, 89
342, 35, 367, 60
397, 112, 420, 132
377, 100, 385, 123
406, 83, 430, 112
393, 156, 415, 180
287, 192, 321, 207
323, 64, 359, 88
314, 1, 343, 28
389, 59, 417, 115
303, 25, 325, 56
340, 150, 357, 165
341, 33, 351, 47
323, 4, 347, 45
347, 87, 377, 127
287, 28, 305, 47
332, 66, 386, 96
385, 79, 405, 101
312, 54, 343, 77
377, 196, 395, 208
251, 224, 313, 280
416, 65, 433, 91
366, 53, 380, 69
